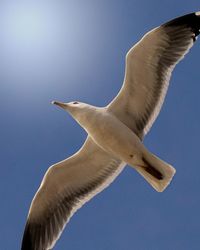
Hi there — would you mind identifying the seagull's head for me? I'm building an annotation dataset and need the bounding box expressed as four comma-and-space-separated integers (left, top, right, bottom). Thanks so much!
52, 100, 88, 112
52, 100, 94, 124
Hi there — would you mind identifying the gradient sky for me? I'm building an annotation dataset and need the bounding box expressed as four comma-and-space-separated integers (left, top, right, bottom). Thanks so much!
1, 1, 200, 249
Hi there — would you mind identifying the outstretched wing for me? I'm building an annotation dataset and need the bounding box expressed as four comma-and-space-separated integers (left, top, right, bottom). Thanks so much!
108, 12, 200, 138
21, 137, 125, 250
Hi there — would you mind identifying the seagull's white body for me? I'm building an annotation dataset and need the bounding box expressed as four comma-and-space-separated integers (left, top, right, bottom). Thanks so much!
61, 103, 174, 192
22, 12, 200, 250
70, 104, 144, 161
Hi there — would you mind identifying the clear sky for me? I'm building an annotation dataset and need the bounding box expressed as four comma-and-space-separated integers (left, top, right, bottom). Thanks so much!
1, 1, 200, 249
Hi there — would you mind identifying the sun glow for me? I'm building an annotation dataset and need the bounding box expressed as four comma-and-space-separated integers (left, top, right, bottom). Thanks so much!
1, 2, 66, 90
1, 1, 109, 92
9, 10, 44, 41
2, 4, 53, 47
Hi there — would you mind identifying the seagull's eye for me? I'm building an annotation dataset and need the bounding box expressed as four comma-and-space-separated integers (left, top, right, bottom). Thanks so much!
73, 102, 79, 105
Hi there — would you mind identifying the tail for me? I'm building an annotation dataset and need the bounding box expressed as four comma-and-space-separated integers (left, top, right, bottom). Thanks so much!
135, 153, 176, 192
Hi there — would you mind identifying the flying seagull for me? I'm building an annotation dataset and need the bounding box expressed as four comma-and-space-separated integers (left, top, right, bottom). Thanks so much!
22, 12, 200, 250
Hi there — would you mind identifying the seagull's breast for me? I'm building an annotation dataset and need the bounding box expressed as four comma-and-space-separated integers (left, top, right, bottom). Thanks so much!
82, 109, 144, 162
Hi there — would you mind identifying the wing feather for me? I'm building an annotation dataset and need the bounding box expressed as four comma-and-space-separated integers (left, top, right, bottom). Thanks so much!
108, 12, 200, 138
21, 138, 125, 250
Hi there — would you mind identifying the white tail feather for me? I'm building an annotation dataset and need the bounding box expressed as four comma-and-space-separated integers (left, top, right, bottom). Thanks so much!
135, 153, 176, 192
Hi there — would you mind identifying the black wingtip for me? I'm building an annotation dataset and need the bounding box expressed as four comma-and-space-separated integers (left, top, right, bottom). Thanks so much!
163, 12, 200, 37
21, 221, 34, 250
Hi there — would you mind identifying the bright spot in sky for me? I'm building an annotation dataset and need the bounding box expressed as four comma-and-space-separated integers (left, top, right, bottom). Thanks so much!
0, 2, 67, 92
7, 9, 44, 42
0, 1, 107, 92
2, 3, 54, 48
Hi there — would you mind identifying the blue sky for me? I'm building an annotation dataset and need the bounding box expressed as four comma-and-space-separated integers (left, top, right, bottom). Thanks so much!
1, 1, 200, 249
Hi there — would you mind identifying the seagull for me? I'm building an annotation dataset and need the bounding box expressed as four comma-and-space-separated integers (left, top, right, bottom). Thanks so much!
22, 12, 200, 250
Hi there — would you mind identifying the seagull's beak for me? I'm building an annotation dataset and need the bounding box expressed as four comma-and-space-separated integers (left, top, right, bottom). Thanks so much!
51, 101, 68, 109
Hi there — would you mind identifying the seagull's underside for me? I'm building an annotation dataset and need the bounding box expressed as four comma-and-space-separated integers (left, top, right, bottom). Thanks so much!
21, 12, 200, 250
